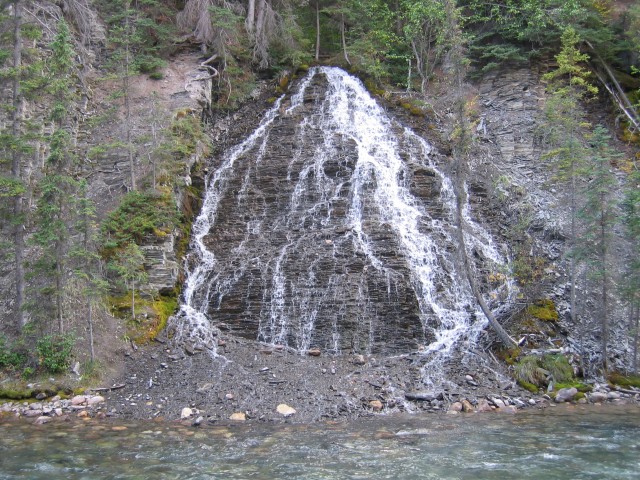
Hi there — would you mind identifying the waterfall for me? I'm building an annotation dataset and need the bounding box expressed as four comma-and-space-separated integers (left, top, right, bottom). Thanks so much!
170, 67, 512, 384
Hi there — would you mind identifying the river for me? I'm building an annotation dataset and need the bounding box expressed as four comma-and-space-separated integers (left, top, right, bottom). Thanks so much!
1, 405, 638, 479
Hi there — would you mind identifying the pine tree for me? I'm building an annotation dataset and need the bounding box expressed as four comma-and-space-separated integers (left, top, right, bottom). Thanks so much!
621, 169, 640, 373
577, 125, 620, 371
31, 20, 81, 334
542, 26, 597, 347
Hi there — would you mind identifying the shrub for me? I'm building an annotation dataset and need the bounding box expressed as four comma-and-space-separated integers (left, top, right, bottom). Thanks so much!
36, 334, 75, 374
0, 335, 27, 369
540, 354, 574, 383
100, 191, 180, 258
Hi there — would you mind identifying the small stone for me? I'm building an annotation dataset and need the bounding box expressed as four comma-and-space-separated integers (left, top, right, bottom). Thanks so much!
192, 416, 204, 426
160, 363, 168, 369
35, 392, 47, 401
555, 387, 578, 403
71, 395, 88, 406
607, 391, 622, 400
405, 391, 439, 401
307, 348, 321, 356
491, 398, 506, 409
181, 407, 193, 419
577, 397, 587, 404
589, 392, 608, 403
465, 375, 474, 381
77, 410, 89, 418
230, 412, 246, 421
461, 400, 474, 413
54, 408, 63, 417
225, 393, 234, 400
276, 404, 296, 417
369, 400, 383, 411
496, 406, 518, 414
528, 398, 537, 405
217, 339, 226, 347
353, 355, 366, 366
34, 416, 50, 425
24, 409, 43, 418
88, 395, 105, 406
448, 402, 463, 413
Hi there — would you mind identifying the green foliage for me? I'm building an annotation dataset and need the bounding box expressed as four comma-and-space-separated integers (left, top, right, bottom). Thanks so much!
608, 372, 640, 388
514, 355, 548, 386
540, 354, 574, 383
100, 191, 179, 256
36, 334, 75, 374
527, 299, 559, 322
0, 335, 27, 369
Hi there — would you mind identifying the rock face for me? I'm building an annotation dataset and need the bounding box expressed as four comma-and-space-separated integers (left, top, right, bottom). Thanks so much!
175, 67, 511, 362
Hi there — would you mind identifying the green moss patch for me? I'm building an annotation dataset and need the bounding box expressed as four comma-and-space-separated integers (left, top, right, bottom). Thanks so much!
608, 373, 640, 389
110, 293, 177, 344
527, 299, 559, 322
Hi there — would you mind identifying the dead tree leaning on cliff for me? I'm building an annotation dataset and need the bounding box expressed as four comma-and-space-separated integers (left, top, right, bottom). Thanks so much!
443, 0, 515, 348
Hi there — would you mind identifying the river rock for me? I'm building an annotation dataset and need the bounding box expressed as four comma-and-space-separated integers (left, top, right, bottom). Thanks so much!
88, 395, 105, 406
71, 395, 88, 406
554, 387, 578, 403
77, 410, 89, 418
589, 392, 608, 403
369, 400, 383, 411
24, 409, 43, 418
476, 399, 493, 413
491, 398, 506, 408
35, 392, 47, 400
307, 348, 321, 356
181, 407, 193, 419
607, 391, 621, 400
448, 402, 463, 413
34, 415, 50, 425
461, 400, 474, 413
230, 412, 246, 421
276, 404, 296, 417
353, 355, 366, 365
405, 391, 440, 401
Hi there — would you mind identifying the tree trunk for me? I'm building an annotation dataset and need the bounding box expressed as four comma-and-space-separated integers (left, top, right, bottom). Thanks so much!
600, 194, 608, 372
88, 301, 94, 362
11, 0, 26, 331
341, 13, 350, 65
131, 281, 136, 320
246, 0, 256, 34
443, 0, 515, 348
124, 1, 136, 191
633, 302, 639, 374
315, 0, 320, 61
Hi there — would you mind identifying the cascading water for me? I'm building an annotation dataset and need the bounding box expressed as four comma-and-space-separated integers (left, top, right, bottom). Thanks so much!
171, 67, 512, 385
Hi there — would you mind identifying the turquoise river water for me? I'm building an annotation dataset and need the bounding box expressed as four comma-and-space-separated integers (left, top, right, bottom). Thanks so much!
0, 405, 639, 479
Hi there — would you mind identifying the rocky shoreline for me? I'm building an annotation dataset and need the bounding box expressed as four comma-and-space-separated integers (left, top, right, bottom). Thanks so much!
3, 335, 638, 427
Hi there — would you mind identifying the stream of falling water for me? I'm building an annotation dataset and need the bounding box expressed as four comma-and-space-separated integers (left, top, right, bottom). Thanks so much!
171, 67, 513, 385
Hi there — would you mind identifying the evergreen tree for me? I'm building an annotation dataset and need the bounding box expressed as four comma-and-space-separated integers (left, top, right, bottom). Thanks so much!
30, 20, 81, 334
577, 125, 620, 371
621, 169, 640, 373
542, 26, 597, 348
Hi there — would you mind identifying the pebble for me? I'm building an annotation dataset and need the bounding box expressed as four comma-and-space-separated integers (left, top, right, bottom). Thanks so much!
276, 404, 296, 417
180, 407, 193, 419
369, 400, 383, 411
307, 348, 321, 356
230, 412, 246, 421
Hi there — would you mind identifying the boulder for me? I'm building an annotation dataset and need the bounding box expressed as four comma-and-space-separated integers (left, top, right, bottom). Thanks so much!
461, 400, 474, 413
476, 399, 493, 413
554, 387, 578, 403
71, 395, 88, 406
589, 392, 608, 403
34, 416, 50, 425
